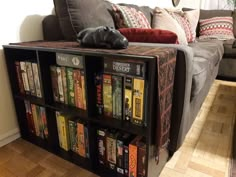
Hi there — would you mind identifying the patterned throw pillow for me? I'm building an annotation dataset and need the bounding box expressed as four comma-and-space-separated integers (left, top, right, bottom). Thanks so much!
112, 4, 151, 29
199, 17, 235, 40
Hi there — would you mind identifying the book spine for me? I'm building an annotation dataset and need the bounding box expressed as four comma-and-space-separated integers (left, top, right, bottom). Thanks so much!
137, 143, 146, 177
112, 75, 122, 119
123, 145, 129, 176
36, 105, 44, 139
73, 69, 83, 109
66, 67, 75, 106
103, 74, 112, 117
84, 125, 90, 158
24, 100, 35, 134
106, 132, 117, 170
20, 61, 30, 94
124, 77, 133, 122
56, 111, 63, 149
116, 139, 124, 175
81, 70, 86, 110
40, 107, 48, 139
132, 78, 145, 125
129, 141, 138, 177
15, 61, 25, 94
61, 67, 68, 104
57, 67, 65, 103
60, 115, 70, 151
31, 104, 40, 136
26, 62, 36, 96
77, 122, 86, 157
97, 129, 107, 165
95, 73, 103, 115
50, 66, 59, 102
68, 120, 78, 153
31, 63, 42, 98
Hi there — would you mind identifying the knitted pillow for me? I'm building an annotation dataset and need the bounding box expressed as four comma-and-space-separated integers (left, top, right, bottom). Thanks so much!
199, 17, 235, 40
112, 4, 151, 29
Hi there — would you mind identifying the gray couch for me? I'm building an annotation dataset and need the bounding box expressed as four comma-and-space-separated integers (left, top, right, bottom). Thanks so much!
42, 0, 230, 154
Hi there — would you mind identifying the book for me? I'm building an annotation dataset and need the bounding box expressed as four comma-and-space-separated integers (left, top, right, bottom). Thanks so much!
20, 61, 30, 94
97, 128, 107, 165
68, 120, 78, 153
15, 61, 25, 94
40, 107, 48, 139
77, 121, 86, 157
84, 125, 90, 158
31, 104, 40, 137
31, 63, 42, 98
61, 67, 68, 104
57, 67, 65, 103
112, 75, 123, 119
106, 130, 118, 170
95, 73, 103, 115
25, 61, 36, 96
81, 70, 87, 110
66, 67, 75, 106
124, 77, 133, 122
36, 105, 44, 139
103, 74, 112, 117
137, 137, 146, 177
55, 111, 63, 148
129, 136, 142, 177
73, 69, 83, 109
103, 59, 145, 78
56, 53, 84, 69
50, 66, 59, 102
24, 100, 35, 134
132, 78, 145, 125
123, 140, 130, 176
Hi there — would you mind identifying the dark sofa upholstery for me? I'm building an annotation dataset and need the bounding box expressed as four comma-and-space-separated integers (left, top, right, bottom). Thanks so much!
42, 1, 227, 155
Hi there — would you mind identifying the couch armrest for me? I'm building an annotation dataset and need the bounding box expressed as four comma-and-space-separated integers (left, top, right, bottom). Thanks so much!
130, 42, 194, 152
42, 15, 64, 41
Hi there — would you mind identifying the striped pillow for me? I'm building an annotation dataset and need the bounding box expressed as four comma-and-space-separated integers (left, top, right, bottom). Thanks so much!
199, 17, 234, 40
112, 4, 151, 29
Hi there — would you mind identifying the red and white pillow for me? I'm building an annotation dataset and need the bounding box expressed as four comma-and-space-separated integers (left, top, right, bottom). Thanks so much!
199, 16, 234, 40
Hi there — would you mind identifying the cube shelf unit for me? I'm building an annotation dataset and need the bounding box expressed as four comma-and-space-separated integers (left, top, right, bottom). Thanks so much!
3, 43, 164, 177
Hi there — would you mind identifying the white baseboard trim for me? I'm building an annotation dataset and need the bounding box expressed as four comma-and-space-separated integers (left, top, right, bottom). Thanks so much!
0, 128, 21, 147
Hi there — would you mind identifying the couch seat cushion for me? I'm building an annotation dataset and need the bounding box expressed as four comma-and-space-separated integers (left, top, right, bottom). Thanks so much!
188, 40, 224, 98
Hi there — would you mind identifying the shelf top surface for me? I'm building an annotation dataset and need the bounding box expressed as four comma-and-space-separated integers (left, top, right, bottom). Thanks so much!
3, 41, 176, 60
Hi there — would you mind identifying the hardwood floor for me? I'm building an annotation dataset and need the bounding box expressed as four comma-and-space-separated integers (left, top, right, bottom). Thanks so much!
0, 79, 235, 177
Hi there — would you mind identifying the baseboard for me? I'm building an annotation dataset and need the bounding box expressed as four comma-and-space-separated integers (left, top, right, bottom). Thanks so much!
0, 128, 21, 147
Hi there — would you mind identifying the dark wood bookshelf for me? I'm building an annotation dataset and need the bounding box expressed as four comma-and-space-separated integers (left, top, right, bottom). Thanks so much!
3, 42, 176, 177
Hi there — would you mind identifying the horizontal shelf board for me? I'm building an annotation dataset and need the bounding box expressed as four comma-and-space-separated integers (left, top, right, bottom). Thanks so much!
14, 94, 45, 105
45, 102, 88, 120
91, 117, 147, 136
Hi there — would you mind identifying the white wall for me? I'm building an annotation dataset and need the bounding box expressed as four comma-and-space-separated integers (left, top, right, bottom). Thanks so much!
0, 0, 54, 146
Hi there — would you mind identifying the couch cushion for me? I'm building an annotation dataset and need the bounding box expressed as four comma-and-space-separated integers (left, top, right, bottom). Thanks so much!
53, 0, 115, 40
188, 40, 224, 98
118, 28, 178, 43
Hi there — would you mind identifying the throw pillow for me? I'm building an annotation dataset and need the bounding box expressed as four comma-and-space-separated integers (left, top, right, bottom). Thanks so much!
184, 9, 200, 41
118, 28, 178, 44
112, 4, 151, 29
152, 7, 188, 45
199, 17, 235, 40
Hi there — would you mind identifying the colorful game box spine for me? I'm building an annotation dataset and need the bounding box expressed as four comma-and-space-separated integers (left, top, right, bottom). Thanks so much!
103, 74, 112, 117
123, 144, 129, 176
60, 114, 70, 151
84, 125, 90, 158
73, 69, 83, 109
97, 129, 107, 165
31, 104, 40, 137
132, 79, 145, 125
106, 130, 118, 170
124, 77, 133, 122
66, 67, 75, 106
24, 100, 35, 134
68, 120, 78, 153
57, 67, 65, 103
56, 53, 84, 69
137, 137, 146, 177
36, 105, 44, 139
32, 63, 42, 98
20, 61, 30, 94
95, 73, 103, 115
61, 67, 68, 104
77, 122, 86, 157
112, 75, 122, 119
25, 61, 36, 96
50, 66, 59, 102
81, 70, 87, 110
56, 111, 63, 148
15, 61, 25, 94
40, 107, 48, 139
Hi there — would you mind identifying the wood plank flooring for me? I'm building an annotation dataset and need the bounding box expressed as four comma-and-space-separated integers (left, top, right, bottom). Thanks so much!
0, 79, 235, 177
